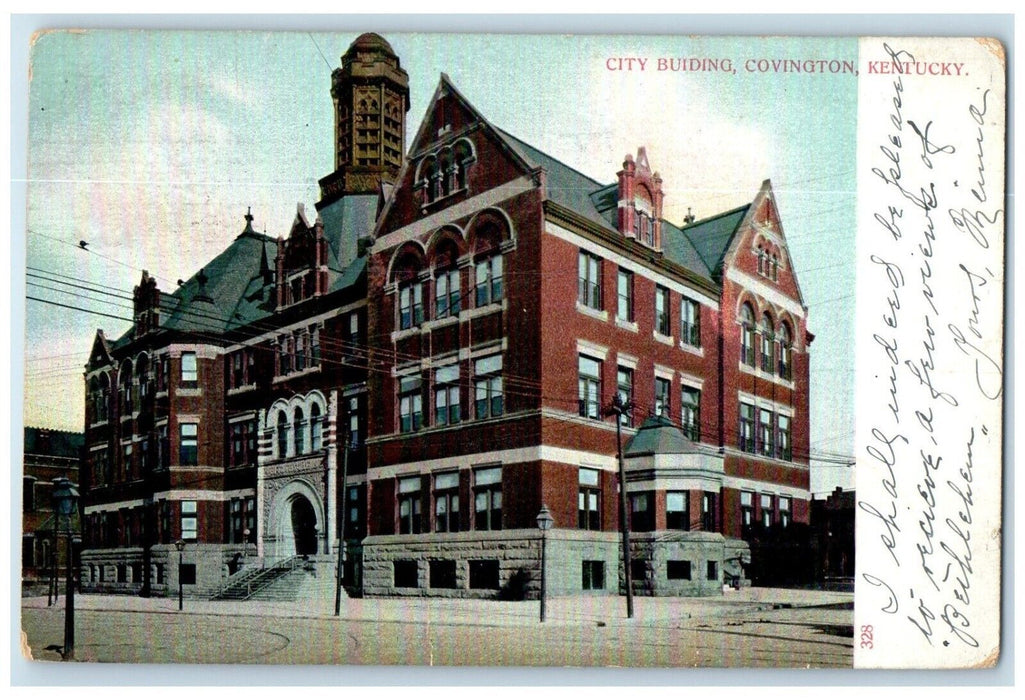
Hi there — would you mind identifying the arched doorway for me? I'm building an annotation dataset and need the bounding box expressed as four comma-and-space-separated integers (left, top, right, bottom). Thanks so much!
290, 495, 318, 556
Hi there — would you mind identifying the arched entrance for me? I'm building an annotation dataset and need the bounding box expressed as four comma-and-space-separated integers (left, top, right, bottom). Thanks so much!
290, 495, 318, 556
267, 479, 325, 559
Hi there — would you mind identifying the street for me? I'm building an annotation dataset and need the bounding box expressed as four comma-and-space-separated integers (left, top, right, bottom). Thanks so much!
19, 589, 853, 668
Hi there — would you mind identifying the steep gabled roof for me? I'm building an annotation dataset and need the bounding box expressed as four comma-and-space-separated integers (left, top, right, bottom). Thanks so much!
679, 204, 751, 278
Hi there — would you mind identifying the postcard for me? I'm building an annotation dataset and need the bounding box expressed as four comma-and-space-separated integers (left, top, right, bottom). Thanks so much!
17, 29, 1005, 672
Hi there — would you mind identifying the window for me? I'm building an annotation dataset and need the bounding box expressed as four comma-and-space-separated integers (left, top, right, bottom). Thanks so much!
760, 313, 775, 373
578, 355, 602, 419
181, 500, 197, 541
122, 443, 133, 481
616, 366, 633, 428
681, 386, 700, 442
279, 336, 292, 375
434, 472, 460, 533
180, 423, 198, 466
180, 563, 197, 585
434, 365, 461, 426
740, 304, 756, 366
666, 491, 689, 530
475, 255, 503, 306
473, 355, 503, 419
631, 559, 647, 582
578, 251, 602, 310
681, 297, 701, 346
222, 419, 253, 473
310, 327, 321, 366
706, 560, 719, 581
616, 268, 633, 322
578, 468, 601, 530
702, 491, 716, 531
469, 560, 500, 589
310, 404, 323, 451
667, 560, 692, 581
738, 403, 755, 452
630, 492, 654, 532
398, 375, 423, 433
393, 560, 419, 588
778, 323, 793, 379
399, 281, 424, 329
181, 352, 197, 384
229, 498, 244, 544
435, 268, 461, 319
429, 560, 458, 589
741, 491, 754, 536
758, 408, 774, 457
276, 411, 289, 459
295, 333, 306, 372
397, 476, 422, 535
582, 561, 605, 590
294, 407, 306, 455
760, 493, 775, 528
474, 467, 502, 531
655, 286, 671, 335
779, 496, 792, 528
347, 396, 361, 449
655, 377, 671, 418
24, 478, 35, 512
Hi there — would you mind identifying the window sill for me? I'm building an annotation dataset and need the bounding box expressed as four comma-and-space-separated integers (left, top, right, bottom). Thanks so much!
422, 315, 459, 332
680, 342, 704, 357
391, 327, 421, 343
177, 387, 203, 397
420, 185, 469, 213
738, 362, 795, 389
273, 365, 322, 383
462, 299, 506, 322
227, 384, 257, 396
615, 318, 638, 333
576, 302, 608, 322
653, 331, 674, 346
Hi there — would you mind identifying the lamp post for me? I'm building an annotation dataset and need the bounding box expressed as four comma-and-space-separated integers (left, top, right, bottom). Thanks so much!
608, 393, 634, 619
536, 505, 554, 623
243, 528, 251, 561
175, 539, 185, 611
52, 477, 79, 661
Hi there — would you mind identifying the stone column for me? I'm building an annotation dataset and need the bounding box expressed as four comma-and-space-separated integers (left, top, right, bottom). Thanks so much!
325, 391, 338, 556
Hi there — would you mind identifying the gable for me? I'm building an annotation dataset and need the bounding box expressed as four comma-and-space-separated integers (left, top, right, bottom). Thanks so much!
720, 180, 806, 308
376, 76, 538, 237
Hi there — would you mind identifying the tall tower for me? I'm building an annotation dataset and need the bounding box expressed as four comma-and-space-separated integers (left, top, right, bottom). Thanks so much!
318, 33, 410, 206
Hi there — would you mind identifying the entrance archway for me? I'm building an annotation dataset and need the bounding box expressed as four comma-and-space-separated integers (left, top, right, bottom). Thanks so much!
290, 495, 318, 556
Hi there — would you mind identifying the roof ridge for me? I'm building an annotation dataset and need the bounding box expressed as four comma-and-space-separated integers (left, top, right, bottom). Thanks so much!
493, 127, 608, 192
680, 202, 751, 231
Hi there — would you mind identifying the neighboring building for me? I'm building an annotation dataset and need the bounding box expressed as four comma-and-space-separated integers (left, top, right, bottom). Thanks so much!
22, 427, 83, 593
810, 486, 855, 585
79, 33, 813, 600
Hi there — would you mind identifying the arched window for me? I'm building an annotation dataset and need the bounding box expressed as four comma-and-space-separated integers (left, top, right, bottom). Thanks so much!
136, 355, 150, 407
310, 403, 322, 452
740, 303, 756, 366
778, 322, 793, 380
89, 377, 101, 423
760, 313, 775, 373
394, 252, 424, 330
119, 361, 133, 416
277, 411, 289, 459
294, 406, 305, 455
434, 239, 462, 320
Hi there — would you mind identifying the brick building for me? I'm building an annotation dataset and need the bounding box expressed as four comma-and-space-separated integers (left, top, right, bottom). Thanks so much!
22, 427, 83, 594
78, 33, 812, 599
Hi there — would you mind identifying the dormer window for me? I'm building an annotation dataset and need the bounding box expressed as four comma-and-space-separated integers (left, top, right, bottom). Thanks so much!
417, 138, 477, 208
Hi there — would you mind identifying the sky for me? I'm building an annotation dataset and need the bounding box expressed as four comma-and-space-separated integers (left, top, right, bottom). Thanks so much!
20, 30, 857, 494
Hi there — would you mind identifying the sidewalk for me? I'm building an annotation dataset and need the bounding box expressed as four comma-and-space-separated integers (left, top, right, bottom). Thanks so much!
22, 587, 852, 629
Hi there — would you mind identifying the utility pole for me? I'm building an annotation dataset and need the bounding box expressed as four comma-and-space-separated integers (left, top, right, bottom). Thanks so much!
334, 413, 350, 617
608, 393, 634, 619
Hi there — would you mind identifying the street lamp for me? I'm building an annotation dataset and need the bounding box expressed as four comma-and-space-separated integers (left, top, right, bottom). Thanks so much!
52, 477, 79, 661
536, 505, 554, 623
175, 539, 186, 611
242, 528, 251, 561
